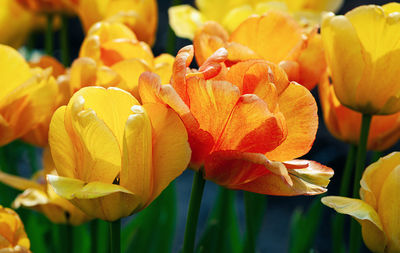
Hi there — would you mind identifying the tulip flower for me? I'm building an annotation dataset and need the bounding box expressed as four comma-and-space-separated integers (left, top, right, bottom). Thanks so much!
0, 205, 31, 253
76, 0, 157, 45
169, 0, 343, 40
15, 0, 77, 14
322, 152, 400, 253
322, 3, 400, 115
139, 45, 333, 196
75, 21, 174, 98
0, 45, 59, 147
0, 148, 91, 225
192, 11, 326, 90
319, 73, 400, 151
47, 86, 191, 221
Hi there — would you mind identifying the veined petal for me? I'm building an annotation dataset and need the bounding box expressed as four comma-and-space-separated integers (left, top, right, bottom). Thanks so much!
171, 45, 194, 105
69, 57, 98, 95
266, 82, 318, 161
233, 160, 332, 196
322, 196, 387, 253
100, 40, 154, 67
144, 103, 190, 204
121, 105, 153, 203
168, 5, 207, 40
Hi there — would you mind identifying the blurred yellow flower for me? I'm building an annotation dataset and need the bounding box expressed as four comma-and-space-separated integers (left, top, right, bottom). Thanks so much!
322, 3, 400, 115
15, 0, 77, 14
0, 205, 30, 253
77, 0, 158, 45
322, 152, 400, 253
319, 73, 400, 151
72, 21, 173, 99
0, 148, 91, 225
0, 45, 59, 147
169, 0, 343, 40
47, 86, 191, 221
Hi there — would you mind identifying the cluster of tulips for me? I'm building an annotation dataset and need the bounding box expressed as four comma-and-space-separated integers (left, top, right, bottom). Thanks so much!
0, 0, 399, 252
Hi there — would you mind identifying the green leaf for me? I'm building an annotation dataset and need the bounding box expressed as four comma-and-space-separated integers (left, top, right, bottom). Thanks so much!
122, 182, 177, 253
289, 196, 324, 253
25, 212, 51, 253
196, 187, 242, 253
91, 219, 109, 253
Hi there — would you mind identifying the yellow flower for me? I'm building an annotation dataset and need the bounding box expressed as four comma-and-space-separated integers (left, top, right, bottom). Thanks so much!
47, 86, 191, 221
322, 3, 400, 115
0, 0, 36, 48
169, 0, 343, 40
0, 148, 91, 225
0, 205, 30, 253
0, 45, 59, 146
77, 0, 158, 45
71, 21, 173, 99
322, 152, 400, 253
15, 0, 77, 14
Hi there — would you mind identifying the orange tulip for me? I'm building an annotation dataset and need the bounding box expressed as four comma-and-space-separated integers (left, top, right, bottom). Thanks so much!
76, 0, 157, 45
193, 10, 326, 90
0, 206, 30, 253
16, 0, 77, 14
139, 45, 333, 196
47, 86, 191, 221
0, 149, 91, 225
319, 73, 400, 151
0, 45, 59, 146
71, 21, 173, 99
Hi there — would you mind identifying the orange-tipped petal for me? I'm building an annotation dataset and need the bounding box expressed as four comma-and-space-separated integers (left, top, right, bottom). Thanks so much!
171, 45, 194, 105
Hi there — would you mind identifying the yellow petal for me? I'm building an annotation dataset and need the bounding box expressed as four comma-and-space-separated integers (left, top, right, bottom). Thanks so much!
377, 164, 400, 252
47, 174, 141, 221
321, 13, 364, 111
143, 103, 191, 203
322, 196, 387, 253
195, 0, 246, 21
154, 54, 174, 84
360, 152, 400, 210
0, 171, 43, 192
121, 105, 153, 203
222, 5, 254, 33
168, 5, 206, 40
383, 2, 400, 14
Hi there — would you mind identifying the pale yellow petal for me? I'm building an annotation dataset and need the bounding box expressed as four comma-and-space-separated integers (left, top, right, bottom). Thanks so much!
168, 5, 206, 40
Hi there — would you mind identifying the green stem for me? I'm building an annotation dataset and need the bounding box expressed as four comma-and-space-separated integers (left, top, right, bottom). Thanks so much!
216, 187, 235, 253
371, 151, 383, 163
66, 223, 73, 253
60, 15, 70, 66
45, 14, 54, 56
332, 144, 356, 253
91, 220, 98, 253
183, 170, 206, 253
109, 219, 121, 253
243, 191, 256, 253
350, 114, 372, 253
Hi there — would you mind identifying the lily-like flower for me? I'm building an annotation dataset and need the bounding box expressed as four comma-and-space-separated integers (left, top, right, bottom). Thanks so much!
0, 205, 31, 253
169, 0, 343, 40
319, 72, 400, 151
76, 0, 157, 45
0, 148, 91, 225
139, 45, 333, 196
73, 21, 174, 98
0, 45, 59, 146
322, 3, 400, 115
193, 11, 326, 90
322, 152, 400, 253
47, 86, 191, 221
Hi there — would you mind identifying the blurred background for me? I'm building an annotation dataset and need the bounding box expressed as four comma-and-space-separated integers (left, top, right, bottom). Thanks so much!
1, 0, 399, 252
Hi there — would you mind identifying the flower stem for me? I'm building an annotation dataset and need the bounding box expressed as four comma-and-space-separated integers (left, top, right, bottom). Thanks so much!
45, 14, 54, 56
60, 15, 70, 66
90, 220, 98, 253
350, 114, 372, 253
243, 191, 256, 253
109, 219, 121, 253
183, 170, 206, 253
332, 144, 356, 253
66, 223, 73, 253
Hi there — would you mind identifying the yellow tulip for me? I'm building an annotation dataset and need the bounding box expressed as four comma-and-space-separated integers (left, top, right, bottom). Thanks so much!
169, 0, 343, 40
0, 45, 59, 146
0, 148, 91, 225
0, 205, 30, 253
15, 0, 77, 14
73, 21, 173, 99
77, 0, 158, 45
322, 152, 400, 253
47, 86, 191, 221
322, 3, 400, 115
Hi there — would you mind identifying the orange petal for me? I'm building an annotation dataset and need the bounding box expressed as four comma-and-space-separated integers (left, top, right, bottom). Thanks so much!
266, 82, 318, 161
30, 56, 65, 77
100, 40, 153, 67
171, 45, 194, 105
229, 11, 305, 63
